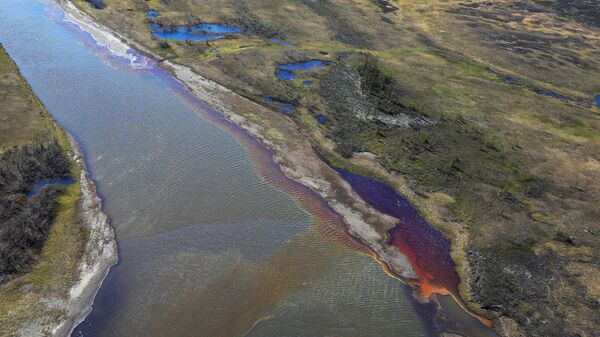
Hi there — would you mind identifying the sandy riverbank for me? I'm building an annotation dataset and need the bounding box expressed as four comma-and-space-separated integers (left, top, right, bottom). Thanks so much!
52, 136, 117, 337
14, 135, 117, 337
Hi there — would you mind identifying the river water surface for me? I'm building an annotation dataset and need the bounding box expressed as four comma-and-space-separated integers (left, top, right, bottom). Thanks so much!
0, 0, 441, 336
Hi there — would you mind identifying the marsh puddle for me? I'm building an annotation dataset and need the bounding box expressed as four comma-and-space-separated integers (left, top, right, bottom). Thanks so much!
315, 114, 326, 124
263, 97, 293, 114
594, 95, 600, 108
276, 60, 332, 81
269, 38, 296, 47
533, 87, 568, 100
27, 177, 74, 198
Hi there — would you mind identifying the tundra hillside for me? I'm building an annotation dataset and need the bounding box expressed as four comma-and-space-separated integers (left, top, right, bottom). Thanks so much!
72, 0, 600, 336
0, 44, 97, 336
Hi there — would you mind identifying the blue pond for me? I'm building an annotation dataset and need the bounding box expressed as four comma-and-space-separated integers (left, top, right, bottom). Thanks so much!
150, 23, 242, 41
276, 69, 295, 81
595, 95, 600, 108
276, 60, 332, 81
264, 97, 293, 114
534, 87, 568, 100
315, 114, 326, 125
269, 38, 296, 47
196, 24, 243, 34
303, 81, 313, 87
146, 10, 157, 18
27, 177, 74, 198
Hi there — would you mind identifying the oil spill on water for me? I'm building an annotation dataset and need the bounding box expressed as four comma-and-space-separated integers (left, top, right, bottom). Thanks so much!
335, 169, 459, 295
335, 169, 500, 336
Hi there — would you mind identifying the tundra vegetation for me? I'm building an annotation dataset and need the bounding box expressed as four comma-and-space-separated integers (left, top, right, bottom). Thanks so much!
73, 0, 600, 336
0, 44, 88, 335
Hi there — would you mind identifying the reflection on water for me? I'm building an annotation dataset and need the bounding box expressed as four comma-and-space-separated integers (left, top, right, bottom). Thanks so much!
0, 0, 433, 336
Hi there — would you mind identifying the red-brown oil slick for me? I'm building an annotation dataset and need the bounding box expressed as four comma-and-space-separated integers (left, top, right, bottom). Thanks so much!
336, 169, 499, 336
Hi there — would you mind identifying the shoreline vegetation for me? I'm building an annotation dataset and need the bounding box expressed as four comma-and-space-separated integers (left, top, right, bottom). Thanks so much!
0, 44, 116, 336
60, 0, 599, 336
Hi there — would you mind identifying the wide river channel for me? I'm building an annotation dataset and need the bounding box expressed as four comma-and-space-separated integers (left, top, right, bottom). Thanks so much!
0, 1, 496, 336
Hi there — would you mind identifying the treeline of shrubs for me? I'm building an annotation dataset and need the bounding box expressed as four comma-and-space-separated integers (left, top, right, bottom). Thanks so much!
0, 138, 71, 282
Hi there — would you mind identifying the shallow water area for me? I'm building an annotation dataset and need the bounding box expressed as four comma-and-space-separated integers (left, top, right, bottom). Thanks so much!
315, 114, 326, 124
195, 23, 243, 34
149, 22, 242, 41
276, 59, 332, 80
534, 87, 568, 100
150, 25, 224, 41
269, 38, 296, 47
0, 0, 436, 336
263, 97, 293, 114
595, 95, 600, 108
27, 176, 75, 198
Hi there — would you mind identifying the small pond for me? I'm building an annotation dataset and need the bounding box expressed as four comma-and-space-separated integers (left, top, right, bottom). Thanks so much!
27, 177, 75, 198
276, 60, 332, 81
533, 87, 568, 100
149, 21, 242, 41
315, 114, 326, 124
263, 97, 293, 114
269, 38, 296, 47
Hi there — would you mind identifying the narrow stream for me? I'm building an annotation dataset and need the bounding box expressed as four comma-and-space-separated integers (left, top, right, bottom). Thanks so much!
0, 0, 435, 336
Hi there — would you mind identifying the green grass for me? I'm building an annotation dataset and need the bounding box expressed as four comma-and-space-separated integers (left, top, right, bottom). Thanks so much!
0, 45, 55, 149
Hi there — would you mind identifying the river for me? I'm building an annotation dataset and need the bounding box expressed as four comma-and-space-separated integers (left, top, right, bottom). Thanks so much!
0, 1, 494, 336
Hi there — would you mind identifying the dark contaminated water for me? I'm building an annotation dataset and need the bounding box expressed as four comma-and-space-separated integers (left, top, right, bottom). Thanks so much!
335, 169, 499, 337
0, 0, 443, 336
335, 169, 460, 294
